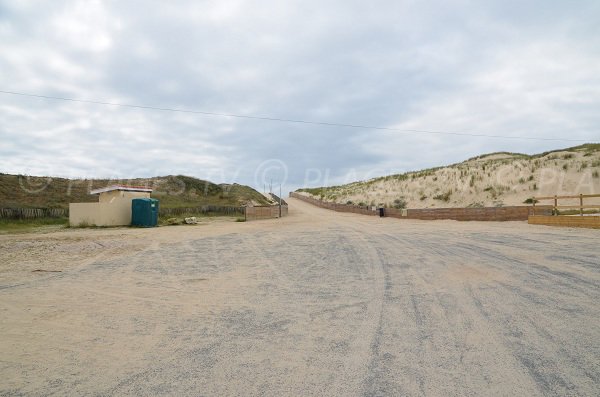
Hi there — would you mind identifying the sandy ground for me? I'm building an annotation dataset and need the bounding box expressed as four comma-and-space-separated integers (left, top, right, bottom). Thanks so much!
0, 198, 598, 396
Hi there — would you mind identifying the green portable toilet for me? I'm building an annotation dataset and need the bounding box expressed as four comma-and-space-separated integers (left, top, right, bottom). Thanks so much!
131, 198, 159, 227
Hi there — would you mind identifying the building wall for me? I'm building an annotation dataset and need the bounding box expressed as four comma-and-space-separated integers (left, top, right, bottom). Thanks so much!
69, 191, 150, 226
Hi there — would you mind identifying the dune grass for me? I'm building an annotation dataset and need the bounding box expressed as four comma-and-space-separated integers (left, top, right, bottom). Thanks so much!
0, 217, 68, 234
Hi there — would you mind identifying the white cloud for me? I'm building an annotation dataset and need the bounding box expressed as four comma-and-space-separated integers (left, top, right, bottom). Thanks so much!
0, 0, 598, 192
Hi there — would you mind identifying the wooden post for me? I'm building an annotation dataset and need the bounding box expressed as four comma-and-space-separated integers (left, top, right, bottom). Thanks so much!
580, 194, 583, 216
554, 196, 558, 216
532, 198, 536, 216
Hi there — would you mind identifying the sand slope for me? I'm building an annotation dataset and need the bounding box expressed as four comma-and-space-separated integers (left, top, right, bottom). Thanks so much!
298, 145, 600, 209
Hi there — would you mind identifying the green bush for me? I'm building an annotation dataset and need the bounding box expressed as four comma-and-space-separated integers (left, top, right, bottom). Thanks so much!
433, 190, 452, 202
392, 198, 407, 209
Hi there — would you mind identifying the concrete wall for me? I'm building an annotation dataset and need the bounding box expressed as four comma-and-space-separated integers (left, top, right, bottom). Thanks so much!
69, 191, 150, 227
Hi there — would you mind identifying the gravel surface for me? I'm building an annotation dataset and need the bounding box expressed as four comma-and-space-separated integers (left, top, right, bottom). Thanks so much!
0, 198, 598, 396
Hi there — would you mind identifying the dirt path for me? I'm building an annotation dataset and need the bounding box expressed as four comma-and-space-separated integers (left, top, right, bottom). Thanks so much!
1, 198, 598, 396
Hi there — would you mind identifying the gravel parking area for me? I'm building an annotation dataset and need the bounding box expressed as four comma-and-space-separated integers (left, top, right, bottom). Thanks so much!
1, 198, 598, 396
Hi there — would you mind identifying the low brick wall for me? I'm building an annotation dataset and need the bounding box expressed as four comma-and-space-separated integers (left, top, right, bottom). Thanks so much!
245, 205, 288, 221
290, 192, 552, 221
385, 206, 550, 221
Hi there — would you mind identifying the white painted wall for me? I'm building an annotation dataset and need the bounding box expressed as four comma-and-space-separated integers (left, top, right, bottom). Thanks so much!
69, 191, 150, 226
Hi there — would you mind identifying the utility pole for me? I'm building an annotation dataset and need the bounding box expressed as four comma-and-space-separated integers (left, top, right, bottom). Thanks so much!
279, 183, 282, 218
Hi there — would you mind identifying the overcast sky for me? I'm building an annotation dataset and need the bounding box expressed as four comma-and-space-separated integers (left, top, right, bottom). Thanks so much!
1, 0, 599, 193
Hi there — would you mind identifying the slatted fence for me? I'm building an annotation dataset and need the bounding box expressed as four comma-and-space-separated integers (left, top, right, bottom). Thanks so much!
0, 207, 68, 219
528, 193, 600, 228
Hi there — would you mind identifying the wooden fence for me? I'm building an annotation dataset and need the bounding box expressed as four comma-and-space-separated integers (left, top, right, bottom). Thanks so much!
532, 194, 600, 216
290, 192, 552, 221
0, 205, 245, 220
0, 207, 68, 219
528, 193, 600, 229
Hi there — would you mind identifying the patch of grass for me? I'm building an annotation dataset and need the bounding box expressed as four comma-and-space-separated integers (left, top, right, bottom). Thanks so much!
392, 197, 407, 209
556, 209, 600, 216
466, 202, 484, 208
72, 220, 95, 228
466, 151, 529, 162
593, 171, 599, 178
433, 190, 452, 202
523, 198, 539, 204
0, 217, 67, 233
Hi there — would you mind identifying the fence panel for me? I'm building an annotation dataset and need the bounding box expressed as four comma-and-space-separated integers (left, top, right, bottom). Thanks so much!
0, 207, 68, 220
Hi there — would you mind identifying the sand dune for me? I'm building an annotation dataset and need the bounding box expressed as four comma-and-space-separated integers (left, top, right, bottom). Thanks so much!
298, 145, 600, 209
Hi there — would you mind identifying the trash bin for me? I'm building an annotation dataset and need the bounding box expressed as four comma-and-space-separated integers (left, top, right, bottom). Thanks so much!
131, 198, 159, 227
379, 207, 385, 217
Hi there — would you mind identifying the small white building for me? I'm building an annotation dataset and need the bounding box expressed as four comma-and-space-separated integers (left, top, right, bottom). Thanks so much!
69, 185, 153, 227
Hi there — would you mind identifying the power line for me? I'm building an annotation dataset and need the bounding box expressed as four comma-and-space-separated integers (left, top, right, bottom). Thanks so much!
0, 89, 590, 142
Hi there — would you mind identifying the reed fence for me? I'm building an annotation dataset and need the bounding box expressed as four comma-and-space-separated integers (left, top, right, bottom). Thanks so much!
0, 207, 68, 219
